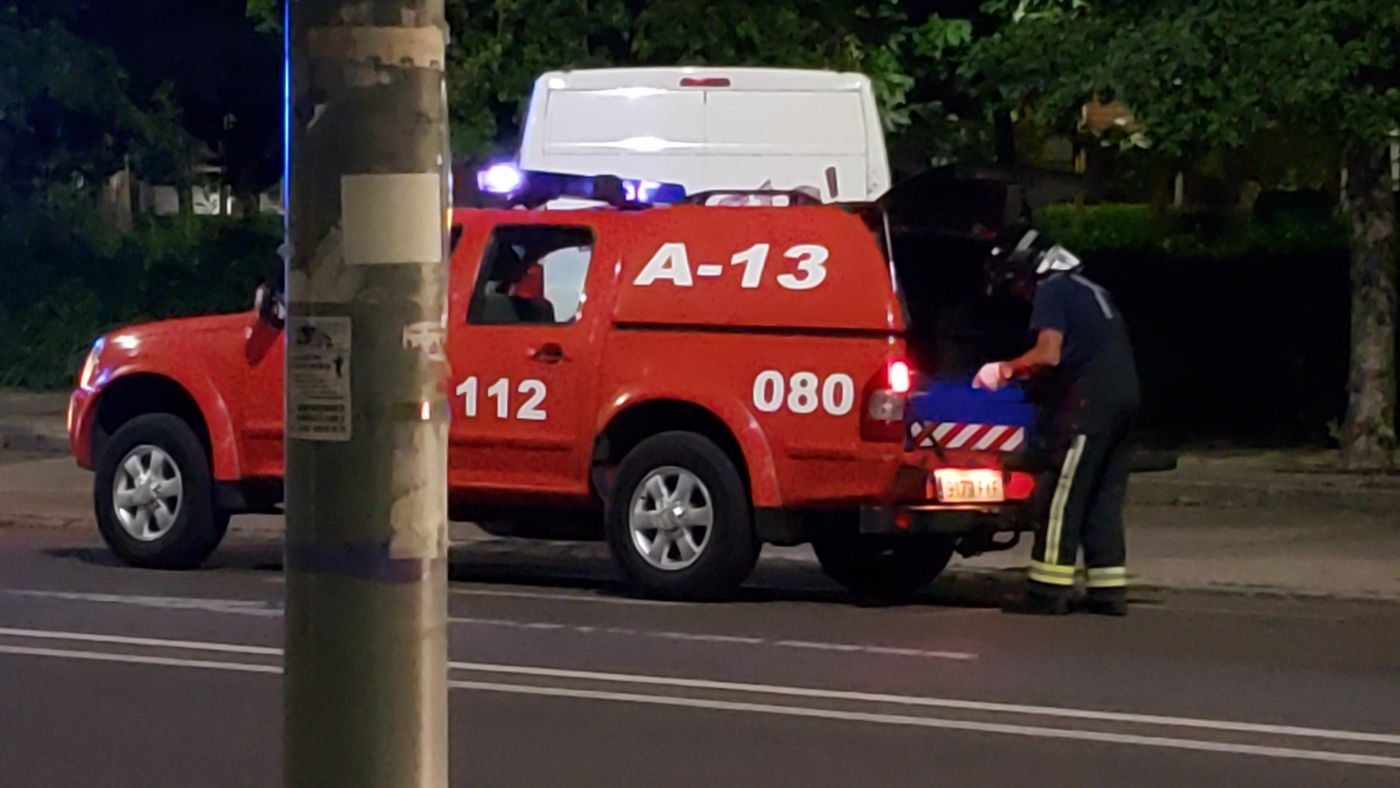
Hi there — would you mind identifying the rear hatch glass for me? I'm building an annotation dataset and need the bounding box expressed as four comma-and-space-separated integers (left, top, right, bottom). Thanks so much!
873, 168, 1039, 451
876, 167, 1032, 374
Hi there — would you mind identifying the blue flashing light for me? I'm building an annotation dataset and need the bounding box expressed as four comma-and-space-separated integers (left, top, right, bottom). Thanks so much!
471, 168, 687, 208
478, 163, 525, 195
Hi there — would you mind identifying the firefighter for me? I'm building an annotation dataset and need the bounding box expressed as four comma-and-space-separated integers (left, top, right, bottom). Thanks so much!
976, 228, 1140, 616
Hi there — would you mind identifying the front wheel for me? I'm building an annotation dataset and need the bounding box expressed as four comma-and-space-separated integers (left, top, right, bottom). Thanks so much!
94, 414, 229, 569
606, 432, 759, 600
813, 525, 955, 601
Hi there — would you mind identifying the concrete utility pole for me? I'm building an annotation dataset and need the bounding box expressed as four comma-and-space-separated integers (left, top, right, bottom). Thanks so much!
284, 2, 450, 786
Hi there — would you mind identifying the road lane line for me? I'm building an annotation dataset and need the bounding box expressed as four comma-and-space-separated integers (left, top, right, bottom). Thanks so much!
0, 645, 280, 674
4, 589, 282, 616
445, 680, 1400, 770
449, 661, 1400, 746
3, 642, 1397, 770
449, 587, 687, 607
2, 590, 979, 661
2, 626, 1397, 748
0, 626, 282, 655
774, 640, 975, 660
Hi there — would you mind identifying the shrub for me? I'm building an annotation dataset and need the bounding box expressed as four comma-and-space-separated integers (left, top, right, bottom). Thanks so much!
0, 202, 280, 389
1038, 202, 1347, 258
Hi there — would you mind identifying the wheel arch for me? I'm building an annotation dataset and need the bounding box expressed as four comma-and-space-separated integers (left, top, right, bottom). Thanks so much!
592, 395, 781, 507
92, 372, 241, 480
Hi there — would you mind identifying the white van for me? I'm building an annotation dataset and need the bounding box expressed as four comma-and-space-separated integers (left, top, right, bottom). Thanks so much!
518, 67, 891, 203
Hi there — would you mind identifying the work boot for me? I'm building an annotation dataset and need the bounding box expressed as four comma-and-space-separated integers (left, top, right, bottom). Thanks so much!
1002, 592, 1070, 616
1084, 597, 1128, 617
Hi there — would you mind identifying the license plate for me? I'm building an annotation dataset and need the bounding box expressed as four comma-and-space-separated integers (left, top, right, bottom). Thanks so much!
931, 469, 1005, 503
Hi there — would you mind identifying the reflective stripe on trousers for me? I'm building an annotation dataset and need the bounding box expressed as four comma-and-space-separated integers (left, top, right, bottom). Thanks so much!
1029, 559, 1076, 587
1086, 566, 1128, 589
1044, 435, 1087, 565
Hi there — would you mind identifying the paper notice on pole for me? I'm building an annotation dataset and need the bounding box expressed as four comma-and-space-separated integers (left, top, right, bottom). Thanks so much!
341, 173, 442, 265
288, 316, 352, 441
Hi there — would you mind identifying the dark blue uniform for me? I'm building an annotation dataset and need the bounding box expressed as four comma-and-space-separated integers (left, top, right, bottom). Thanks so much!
1026, 273, 1139, 599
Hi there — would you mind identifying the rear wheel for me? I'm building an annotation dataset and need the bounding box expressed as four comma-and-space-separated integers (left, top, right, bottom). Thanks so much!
94, 414, 229, 569
813, 523, 955, 601
606, 432, 758, 600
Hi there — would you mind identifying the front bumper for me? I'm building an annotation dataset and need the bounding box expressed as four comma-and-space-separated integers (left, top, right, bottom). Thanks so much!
68, 388, 97, 468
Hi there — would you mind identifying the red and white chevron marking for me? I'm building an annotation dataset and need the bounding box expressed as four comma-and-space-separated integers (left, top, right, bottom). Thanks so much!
908, 421, 1026, 452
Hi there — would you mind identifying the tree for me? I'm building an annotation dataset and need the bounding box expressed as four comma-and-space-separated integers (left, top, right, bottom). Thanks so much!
249, 0, 983, 170
0, 4, 145, 206
968, 0, 1398, 467
440, 0, 952, 157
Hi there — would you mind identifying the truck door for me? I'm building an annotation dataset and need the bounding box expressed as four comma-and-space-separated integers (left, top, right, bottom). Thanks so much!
447, 222, 604, 498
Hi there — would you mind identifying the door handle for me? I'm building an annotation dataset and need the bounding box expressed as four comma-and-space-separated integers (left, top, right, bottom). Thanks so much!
529, 343, 567, 364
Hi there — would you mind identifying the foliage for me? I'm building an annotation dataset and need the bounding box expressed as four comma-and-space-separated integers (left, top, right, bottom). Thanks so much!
1038, 203, 1348, 258
441, 0, 971, 157
965, 0, 1398, 464
0, 8, 143, 203
0, 199, 280, 388
246, 0, 280, 34
966, 0, 1399, 162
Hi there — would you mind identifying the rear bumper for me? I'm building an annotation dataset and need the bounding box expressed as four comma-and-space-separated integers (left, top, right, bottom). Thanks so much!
858, 502, 1034, 536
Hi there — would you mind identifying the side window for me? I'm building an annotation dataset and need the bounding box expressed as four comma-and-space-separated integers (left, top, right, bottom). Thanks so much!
468, 226, 594, 326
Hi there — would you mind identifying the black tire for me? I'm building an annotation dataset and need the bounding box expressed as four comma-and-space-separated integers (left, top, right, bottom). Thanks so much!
606, 432, 758, 600
812, 523, 955, 601
94, 414, 229, 569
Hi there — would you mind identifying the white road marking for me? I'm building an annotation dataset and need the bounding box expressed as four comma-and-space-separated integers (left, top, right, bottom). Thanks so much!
446, 680, 1400, 770
2, 590, 979, 661
448, 587, 685, 607
0, 626, 281, 655
5, 589, 282, 616
774, 640, 974, 660
0, 644, 281, 674
0, 637, 1395, 770
449, 661, 1400, 747
2, 627, 1397, 750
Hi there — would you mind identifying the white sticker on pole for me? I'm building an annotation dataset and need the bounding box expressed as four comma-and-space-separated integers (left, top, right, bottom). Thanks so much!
288, 316, 352, 441
340, 173, 442, 265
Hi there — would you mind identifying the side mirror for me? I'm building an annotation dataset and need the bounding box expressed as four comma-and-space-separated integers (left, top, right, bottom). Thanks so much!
254, 282, 286, 330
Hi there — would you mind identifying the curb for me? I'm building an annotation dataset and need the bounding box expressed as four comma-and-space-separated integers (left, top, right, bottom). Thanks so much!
0, 513, 89, 531
1128, 478, 1400, 515
0, 426, 68, 454
2, 514, 1395, 603
935, 565, 1400, 604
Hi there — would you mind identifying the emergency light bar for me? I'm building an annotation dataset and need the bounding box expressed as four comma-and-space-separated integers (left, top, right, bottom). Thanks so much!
474, 164, 687, 209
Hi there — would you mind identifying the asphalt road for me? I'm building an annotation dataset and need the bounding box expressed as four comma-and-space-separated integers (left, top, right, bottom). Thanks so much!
1, 525, 1398, 787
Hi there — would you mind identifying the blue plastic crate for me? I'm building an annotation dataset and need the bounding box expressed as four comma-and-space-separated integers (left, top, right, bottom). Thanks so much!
906, 372, 1037, 451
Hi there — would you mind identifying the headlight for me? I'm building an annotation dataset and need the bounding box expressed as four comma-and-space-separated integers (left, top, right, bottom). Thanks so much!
79, 338, 105, 390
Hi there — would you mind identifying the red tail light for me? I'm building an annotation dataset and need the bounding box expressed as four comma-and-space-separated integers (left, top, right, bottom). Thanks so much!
887, 360, 912, 394
1006, 472, 1036, 501
862, 358, 913, 443
680, 77, 731, 87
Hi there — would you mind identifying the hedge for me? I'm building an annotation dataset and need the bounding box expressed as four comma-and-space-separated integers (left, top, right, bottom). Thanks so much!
0, 202, 281, 389
1038, 202, 1348, 258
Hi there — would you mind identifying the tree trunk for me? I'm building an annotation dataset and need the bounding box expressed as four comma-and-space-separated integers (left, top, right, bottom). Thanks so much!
994, 110, 1017, 170
177, 176, 194, 216
1339, 144, 1398, 469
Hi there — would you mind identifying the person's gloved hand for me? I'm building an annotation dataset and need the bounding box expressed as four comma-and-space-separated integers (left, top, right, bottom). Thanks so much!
973, 362, 1012, 391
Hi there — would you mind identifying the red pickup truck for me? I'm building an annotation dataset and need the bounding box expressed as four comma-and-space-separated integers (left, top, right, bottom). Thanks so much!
69, 195, 1036, 599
